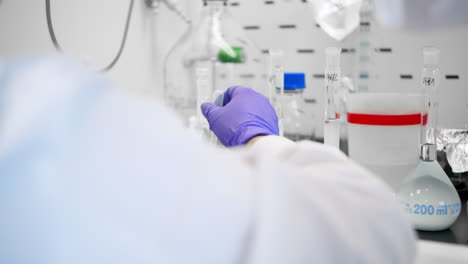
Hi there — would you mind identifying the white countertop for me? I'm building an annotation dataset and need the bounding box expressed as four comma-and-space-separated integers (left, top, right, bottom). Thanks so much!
416, 240, 468, 264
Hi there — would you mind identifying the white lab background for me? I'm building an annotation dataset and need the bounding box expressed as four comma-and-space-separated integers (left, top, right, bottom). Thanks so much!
1, 1, 468, 263
0, 0, 467, 138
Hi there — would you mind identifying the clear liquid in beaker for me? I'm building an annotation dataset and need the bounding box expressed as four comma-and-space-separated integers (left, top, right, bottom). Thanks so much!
347, 93, 424, 191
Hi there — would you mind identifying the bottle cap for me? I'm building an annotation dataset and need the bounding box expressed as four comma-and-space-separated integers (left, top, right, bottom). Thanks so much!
423, 47, 440, 66
326, 47, 341, 68
284, 72, 306, 90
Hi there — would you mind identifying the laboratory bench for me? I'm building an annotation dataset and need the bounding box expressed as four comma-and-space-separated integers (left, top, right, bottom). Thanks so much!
417, 198, 468, 245
415, 198, 468, 264
314, 136, 468, 261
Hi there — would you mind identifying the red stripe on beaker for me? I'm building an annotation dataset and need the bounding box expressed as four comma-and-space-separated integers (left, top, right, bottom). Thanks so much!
347, 113, 428, 126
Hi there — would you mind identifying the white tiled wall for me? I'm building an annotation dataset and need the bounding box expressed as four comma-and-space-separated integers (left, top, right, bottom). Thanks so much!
227, 0, 468, 136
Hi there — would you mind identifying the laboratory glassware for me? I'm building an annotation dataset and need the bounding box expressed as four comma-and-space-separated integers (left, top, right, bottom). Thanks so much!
347, 93, 425, 191
398, 107, 461, 231
324, 47, 341, 148
164, 0, 266, 128
146, 0, 191, 23
398, 48, 461, 231
268, 48, 285, 136
282, 73, 308, 141
354, 0, 374, 92
194, 61, 213, 138
346, 2, 424, 190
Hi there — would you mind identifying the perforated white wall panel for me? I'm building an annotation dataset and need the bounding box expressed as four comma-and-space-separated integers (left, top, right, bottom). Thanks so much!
0, 0, 466, 138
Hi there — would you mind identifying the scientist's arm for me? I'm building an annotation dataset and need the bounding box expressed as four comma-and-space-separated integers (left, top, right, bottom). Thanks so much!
0, 57, 255, 264
201, 86, 279, 147
203, 86, 416, 263
0, 57, 415, 264
242, 138, 417, 264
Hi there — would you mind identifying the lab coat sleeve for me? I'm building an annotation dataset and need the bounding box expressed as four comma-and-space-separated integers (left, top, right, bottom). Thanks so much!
242, 136, 417, 264
373, 0, 468, 30
0, 56, 415, 264
0, 56, 254, 264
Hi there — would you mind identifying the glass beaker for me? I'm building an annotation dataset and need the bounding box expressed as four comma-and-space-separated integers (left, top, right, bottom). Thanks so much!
164, 0, 266, 127
346, 92, 425, 191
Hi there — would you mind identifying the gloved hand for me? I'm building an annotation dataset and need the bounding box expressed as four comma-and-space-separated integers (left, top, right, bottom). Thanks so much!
201, 86, 279, 147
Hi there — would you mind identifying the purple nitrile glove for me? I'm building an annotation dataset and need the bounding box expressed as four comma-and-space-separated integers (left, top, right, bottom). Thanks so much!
201, 86, 279, 147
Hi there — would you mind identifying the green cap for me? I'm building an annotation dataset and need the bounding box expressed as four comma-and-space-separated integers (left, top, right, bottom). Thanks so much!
217, 46, 244, 63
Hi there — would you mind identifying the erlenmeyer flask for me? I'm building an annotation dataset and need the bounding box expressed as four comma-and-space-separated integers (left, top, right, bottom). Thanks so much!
398, 48, 461, 231
164, 0, 266, 128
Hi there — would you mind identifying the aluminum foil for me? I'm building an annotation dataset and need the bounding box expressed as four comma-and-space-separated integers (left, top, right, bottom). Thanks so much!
437, 129, 468, 173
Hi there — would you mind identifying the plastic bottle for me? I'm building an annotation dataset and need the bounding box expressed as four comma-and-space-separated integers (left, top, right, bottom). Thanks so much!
282, 73, 309, 141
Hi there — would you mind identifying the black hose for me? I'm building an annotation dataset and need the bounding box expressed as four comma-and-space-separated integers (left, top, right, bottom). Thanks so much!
45, 0, 135, 72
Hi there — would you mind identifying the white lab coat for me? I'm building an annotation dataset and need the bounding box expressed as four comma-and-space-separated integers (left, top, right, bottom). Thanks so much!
0, 56, 416, 263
